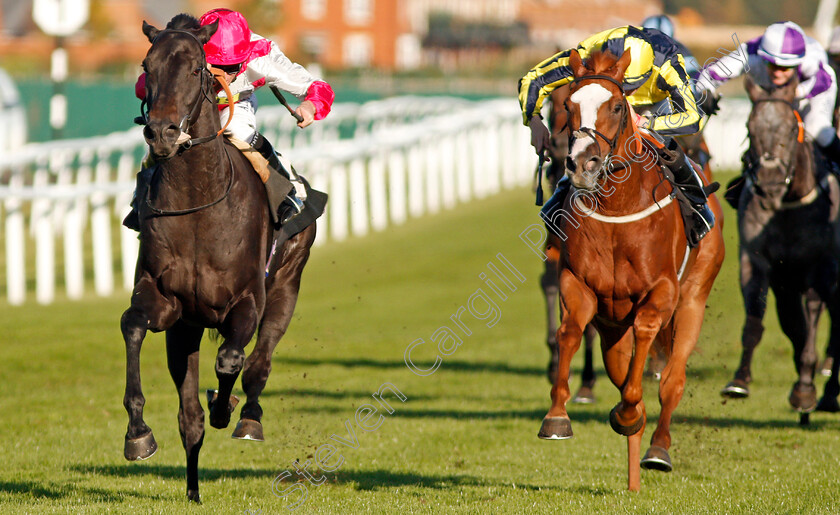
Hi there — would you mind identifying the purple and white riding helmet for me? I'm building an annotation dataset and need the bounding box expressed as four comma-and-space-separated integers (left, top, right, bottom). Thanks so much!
757, 21, 807, 68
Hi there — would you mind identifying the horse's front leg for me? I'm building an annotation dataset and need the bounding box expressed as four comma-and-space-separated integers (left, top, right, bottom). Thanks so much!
210, 295, 259, 430
540, 243, 561, 384
539, 270, 596, 440
166, 321, 205, 502
610, 281, 678, 437
121, 279, 180, 460
722, 252, 768, 397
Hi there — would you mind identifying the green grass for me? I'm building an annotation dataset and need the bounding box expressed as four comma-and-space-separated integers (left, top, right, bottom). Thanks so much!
2, 177, 840, 514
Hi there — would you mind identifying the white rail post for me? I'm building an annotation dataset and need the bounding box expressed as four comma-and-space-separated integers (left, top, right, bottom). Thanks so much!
424, 137, 441, 214
117, 148, 139, 291
5, 169, 25, 305
368, 149, 388, 232
455, 131, 472, 203
440, 131, 456, 209
387, 148, 407, 225
407, 145, 424, 218
329, 161, 349, 241
33, 156, 55, 304
63, 149, 87, 299
349, 156, 369, 237
308, 158, 329, 247
92, 147, 114, 297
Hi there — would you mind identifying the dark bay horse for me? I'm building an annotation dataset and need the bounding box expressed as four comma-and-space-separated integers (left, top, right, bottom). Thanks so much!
720, 75, 840, 420
541, 85, 716, 402
537, 49, 725, 491
121, 15, 317, 502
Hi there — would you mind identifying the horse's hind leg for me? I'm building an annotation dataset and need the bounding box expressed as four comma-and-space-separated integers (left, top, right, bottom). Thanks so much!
775, 290, 817, 413
166, 321, 205, 502
210, 296, 259, 430
573, 325, 598, 403
121, 307, 157, 461
818, 297, 840, 412
235, 234, 313, 440
541, 246, 561, 384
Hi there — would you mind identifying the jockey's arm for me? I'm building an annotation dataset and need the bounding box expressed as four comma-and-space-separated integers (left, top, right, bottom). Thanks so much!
695, 42, 751, 93
518, 48, 577, 125
647, 58, 701, 136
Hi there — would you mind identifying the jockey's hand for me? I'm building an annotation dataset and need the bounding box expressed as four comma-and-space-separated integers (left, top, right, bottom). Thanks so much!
529, 115, 551, 159
627, 103, 650, 128
296, 101, 316, 128
698, 91, 721, 117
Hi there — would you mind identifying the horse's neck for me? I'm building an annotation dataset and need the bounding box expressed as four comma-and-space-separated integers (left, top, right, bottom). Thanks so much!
158, 103, 228, 193
787, 141, 817, 199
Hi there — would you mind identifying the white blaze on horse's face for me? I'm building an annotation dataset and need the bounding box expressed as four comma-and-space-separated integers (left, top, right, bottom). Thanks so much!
569, 83, 613, 161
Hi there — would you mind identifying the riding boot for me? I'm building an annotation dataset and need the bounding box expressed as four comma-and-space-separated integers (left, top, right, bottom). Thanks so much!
657, 137, 717, 247
539, 175, 571, 235
817, 134, 840, 176
251, 132, 304, 225
122, 167, 154, 232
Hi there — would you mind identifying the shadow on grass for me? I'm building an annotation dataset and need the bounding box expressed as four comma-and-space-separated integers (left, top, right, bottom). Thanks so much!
324, 469, 609, 495
276, 357, 543, 376
0, 479, 164, 502
259, 388, 436, 402
70, 463, 275, 482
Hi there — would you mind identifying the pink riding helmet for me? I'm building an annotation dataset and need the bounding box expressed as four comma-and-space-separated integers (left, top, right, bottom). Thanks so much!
757, 21, 807, 68
199, 8, 252, 66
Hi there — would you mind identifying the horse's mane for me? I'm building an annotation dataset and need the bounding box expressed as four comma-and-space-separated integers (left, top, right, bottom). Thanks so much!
586, 50, 623, 76
166, 13, 200, 30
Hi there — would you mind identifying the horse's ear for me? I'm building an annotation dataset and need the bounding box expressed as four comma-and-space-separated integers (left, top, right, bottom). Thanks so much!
615, 50, 632, 80
569, 49, 586, 78
744, 74, 765, 103
196, 20, 219, 46
143, 21, 160, 43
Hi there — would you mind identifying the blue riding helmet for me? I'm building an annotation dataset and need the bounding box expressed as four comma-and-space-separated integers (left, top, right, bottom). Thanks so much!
641, 14, 674, 38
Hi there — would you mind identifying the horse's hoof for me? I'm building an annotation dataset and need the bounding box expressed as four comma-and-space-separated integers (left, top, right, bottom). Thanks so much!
232, 418, 265, 441
720, 380, 749, 398
207, 389, 240, 429
819, 356, 833, 377
816, 395, 840, 413
124, 431, 158, 461
538, 417, 573, 439
187, 489, 201, 503
609, 405, 644, 436
789, 382, 817, 413
640, 445, 672, 472
572, 385, 596, 404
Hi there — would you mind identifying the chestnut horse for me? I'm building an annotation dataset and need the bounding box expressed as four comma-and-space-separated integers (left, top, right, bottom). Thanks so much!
537, 49, 724, 491
541, 85, 716, 402
120, 16, 318, 502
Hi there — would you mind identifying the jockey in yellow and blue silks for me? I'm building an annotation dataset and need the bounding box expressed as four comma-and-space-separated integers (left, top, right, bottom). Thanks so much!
519, 25, 715, 247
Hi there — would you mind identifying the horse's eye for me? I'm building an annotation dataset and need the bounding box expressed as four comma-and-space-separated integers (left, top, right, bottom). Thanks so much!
613, 104, 622, 114
193, 68, 201, 76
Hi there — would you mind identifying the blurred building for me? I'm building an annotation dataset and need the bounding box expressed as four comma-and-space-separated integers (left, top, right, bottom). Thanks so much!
0, 0, 671, 73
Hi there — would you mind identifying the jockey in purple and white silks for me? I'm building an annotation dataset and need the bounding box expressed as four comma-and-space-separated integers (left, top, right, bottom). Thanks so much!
696, 21, 840, 161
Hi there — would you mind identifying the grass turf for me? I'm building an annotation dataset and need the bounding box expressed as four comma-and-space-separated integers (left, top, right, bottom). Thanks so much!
2, 176, 840, 514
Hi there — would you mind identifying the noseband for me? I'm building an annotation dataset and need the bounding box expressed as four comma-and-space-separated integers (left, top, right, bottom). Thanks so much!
567, 74, 630, 162
747, 98, 805, 195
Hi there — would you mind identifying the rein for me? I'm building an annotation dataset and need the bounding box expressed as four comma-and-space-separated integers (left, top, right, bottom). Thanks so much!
145, 147, 236, 217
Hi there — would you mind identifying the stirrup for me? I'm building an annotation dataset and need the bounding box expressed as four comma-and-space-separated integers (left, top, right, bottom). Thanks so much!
279, 194, 305, 225
688, 203, 715, 246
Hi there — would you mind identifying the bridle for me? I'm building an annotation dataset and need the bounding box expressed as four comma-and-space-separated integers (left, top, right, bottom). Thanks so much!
746, 97, 805, 196
139, 27, 238, 217
566, 74, 631, 165
137, 28, 236, 151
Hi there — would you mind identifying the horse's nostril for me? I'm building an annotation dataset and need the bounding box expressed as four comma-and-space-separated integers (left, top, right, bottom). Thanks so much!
142, 125, 155, 141
163, 124, 181, 142
566, 156, 575, 172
